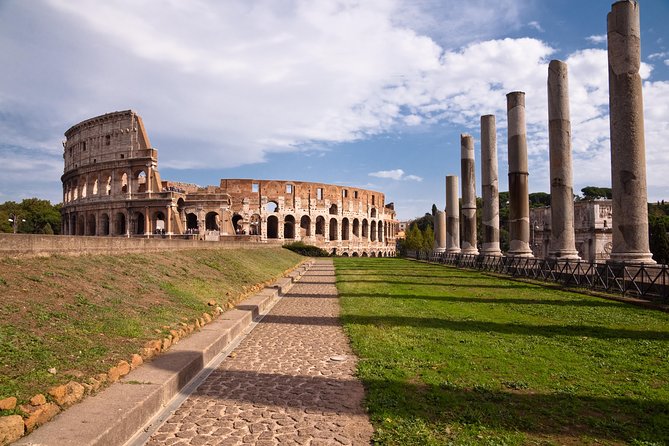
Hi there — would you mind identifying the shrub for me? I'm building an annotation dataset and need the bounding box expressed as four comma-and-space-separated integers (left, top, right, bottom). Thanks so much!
283, 241, 330, 257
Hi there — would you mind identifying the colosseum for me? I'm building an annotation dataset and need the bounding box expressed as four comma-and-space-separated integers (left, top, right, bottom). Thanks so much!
60, 110, 397, 257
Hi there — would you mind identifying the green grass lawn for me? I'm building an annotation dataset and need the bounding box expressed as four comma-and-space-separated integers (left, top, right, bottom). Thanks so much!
334, 258, 669, 446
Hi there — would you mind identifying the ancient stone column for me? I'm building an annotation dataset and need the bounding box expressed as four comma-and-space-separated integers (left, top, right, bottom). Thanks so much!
461, 134, 479, 255
445, 175, 461, 254
507, 92, 534, 257
547, 60, 580, 260
480, 115, 503, 256
607, 0, 655, 264
434, 210, 447, 252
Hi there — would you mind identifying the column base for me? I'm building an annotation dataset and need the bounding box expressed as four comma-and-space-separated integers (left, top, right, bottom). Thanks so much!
607, 252, 656, 265
548, 250, 581, 261
461, 248, 479, 255
507, 251, 534, 258
446, 248, 461, 254
480, 250, 503, 257
433, 248, 446, 253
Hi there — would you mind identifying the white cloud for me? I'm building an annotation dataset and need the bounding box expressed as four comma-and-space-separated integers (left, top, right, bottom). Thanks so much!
649, 51, 668, 60
369, 169, 423, 182
586, 34, 607, 44
665, 59, 669, 67
528, 21, 544, 32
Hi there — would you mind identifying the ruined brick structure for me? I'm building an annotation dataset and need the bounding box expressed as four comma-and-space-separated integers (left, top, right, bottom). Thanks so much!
60, 110, 397, 257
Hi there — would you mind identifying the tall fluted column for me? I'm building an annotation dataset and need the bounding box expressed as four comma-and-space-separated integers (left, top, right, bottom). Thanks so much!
548, 60, 580, 260
445, 175, 461, 254
507, 92, 533, 257
607, 0, 655, 264
461, 134, 479, 254
434, 210, 446, 252
480, 115, 503, 256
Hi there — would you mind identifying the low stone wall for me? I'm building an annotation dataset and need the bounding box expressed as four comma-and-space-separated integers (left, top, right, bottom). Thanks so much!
0, 234, 276, 258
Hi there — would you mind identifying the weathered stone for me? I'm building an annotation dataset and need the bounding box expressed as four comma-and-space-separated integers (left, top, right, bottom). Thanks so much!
162, 337, 172, 351
203, 312, 212, 324
507, 91, 534, 257
434, 210, 446, 252
48, 381, 85, 407
116, 360, 131, 377
21, 402, 60, 432
547, 60, 580, 260
0, 415, 24, 445
607, 0, 655, 264
107, 366, 121, 383
480, 114, 503, 256
28, 395, 46, 406
0, 398, 16, 411
130, 353, 144, 370
460, 134, 478, 255
445, 175, 461, 254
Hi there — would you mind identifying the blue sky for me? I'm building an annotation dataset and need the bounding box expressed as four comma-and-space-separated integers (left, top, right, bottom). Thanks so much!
1, 0, 668, 220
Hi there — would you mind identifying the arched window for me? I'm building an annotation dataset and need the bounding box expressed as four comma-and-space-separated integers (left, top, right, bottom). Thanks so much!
250, 214, 261, 235
186, 213, 198, 231
115, 213, 126, 236
100, 213, 110, 236
265, 201, 279, 213
135, 170, 147, 193
92, 178, 99, 195
329, 218, 338, 241
232, 214, 244, 234
134, 212, 145, 235
86, 214, 96, 236
205, 212, 220, 231
267, 215, 279, 238
284, 215, 295, 239
370, 208, 377, 218
121, 173, 128, 194
362, 219, 369, 238
329, 204, 338, 215
371, 221, 377, 241
341, 218, 350, 241
300, 215, 311, 237
352, 218, 360, 238
315, 216, 325, 236
154, 211, 166, 233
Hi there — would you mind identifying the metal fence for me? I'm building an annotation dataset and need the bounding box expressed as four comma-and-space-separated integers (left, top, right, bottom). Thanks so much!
406, 250, 669, 303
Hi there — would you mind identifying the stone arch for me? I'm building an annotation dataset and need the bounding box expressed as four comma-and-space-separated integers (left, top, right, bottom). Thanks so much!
362, 219, 369, 238
120, 172, 128, 194
315, 216, 325, 236
86, 214, 96, 236
352, 252, 359, 257
76, 214, 85, 235
362, 252, 369, 257
133, 211, 145, 235
329, 204, 338, 215
153, 211, 166, 233
205, 211, 220, 231
92, 177, 99, 195
267, 215, 279, 239
266, 201, 279, 213
105, 174, 112, 195
378, 221, 383, 242
370, 252, 376, 257
370, 220, 377, 241
134, 169, 147, 193
341, 218, 350, 241
186, 213, 198, 231
300, 215, 311, 237
370, 208, 377, 218
329, 218, 338, 241
115, 212, 126, 236
250, 214, 261, 235
342, 252, 349, 257
81, 177, 88, 199
378, 251, 383, 258
232, 214, 244, 233
284, 215, 296, 239
352, 218, 360, 238
99, 213, 110, 236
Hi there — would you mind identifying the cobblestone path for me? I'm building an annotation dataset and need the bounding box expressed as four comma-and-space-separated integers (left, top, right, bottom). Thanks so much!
146, 259, 373, 446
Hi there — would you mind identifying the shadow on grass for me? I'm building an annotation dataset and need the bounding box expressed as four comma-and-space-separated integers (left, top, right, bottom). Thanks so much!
360, 374, 669, 444
261, 313, 668, 341
340, 292, 625, 308
338, 279, 527, 288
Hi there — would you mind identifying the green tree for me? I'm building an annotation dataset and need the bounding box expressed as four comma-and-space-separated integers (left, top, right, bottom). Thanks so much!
529, 192, 551, 207
580, 186, 612, 200
0, 199, 61, 234
422, 225, 435, 252
404, 224, 424, 252
649, 216, 669, 264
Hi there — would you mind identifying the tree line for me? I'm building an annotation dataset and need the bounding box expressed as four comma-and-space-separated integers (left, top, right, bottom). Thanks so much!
399, 186, 669, 264
0, 199, 62, 234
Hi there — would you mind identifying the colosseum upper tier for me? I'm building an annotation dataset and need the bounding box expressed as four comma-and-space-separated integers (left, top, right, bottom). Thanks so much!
60, 110, 397, 257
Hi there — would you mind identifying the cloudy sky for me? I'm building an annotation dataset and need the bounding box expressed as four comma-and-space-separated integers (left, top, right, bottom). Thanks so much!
1, 0, 668, 220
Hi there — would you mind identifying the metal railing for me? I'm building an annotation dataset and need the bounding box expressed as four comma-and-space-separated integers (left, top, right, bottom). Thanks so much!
406, 251, 669, 303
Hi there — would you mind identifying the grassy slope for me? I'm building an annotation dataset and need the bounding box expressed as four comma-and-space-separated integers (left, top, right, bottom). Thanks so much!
335, 258, 669, 446
0, 247, 303, 408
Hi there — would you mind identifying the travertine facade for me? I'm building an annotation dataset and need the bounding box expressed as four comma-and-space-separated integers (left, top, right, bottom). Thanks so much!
60, 111, 397, 257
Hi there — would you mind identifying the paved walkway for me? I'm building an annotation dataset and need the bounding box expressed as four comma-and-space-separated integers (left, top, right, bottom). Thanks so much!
145, 259, 373, 446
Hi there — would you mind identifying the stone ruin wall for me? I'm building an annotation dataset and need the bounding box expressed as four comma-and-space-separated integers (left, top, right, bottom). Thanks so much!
60, 110, 397, 257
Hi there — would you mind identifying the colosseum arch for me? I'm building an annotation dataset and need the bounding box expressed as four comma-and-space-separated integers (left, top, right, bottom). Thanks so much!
370, 208, 377, 218
315, 216, 325, 237
120, 173, 129, 194
186, 213, 198, 231
341, 218, 350, 241
133, 211, 145, 235
362, 219, 369, 238
329, 218, 338, 241
378, 222, 383, 242
205, 212, 220, 231
114, 212, 126, 236
100, 213, 110, 236
249, 214, 261, 235
370, 221, 377, 241
86, 214, 96, 236
352, 218, 360, 238
266, 201, 279, 213
77, 215, 85, 235
232, 214, 243, 233
81, 177, 88, 199
329, 204, 338, 215
300, 215, 311, 237
134, 169, 147, 193
92, 177, 99, 195
153, 211, 166, 233
267, 215, 279, 239
284, 215, 296, 239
